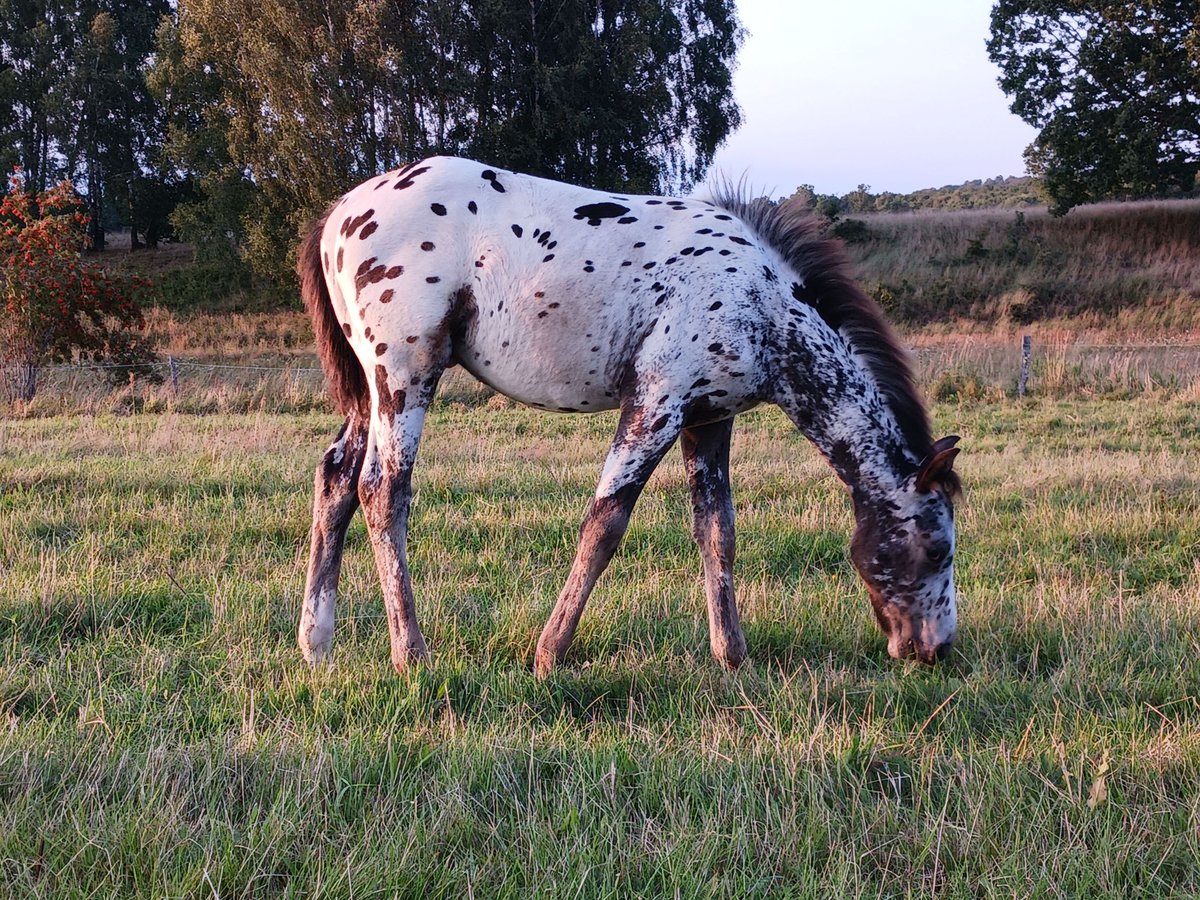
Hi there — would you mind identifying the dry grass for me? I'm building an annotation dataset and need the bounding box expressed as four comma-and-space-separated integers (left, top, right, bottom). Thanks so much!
848, 199, 1200, 335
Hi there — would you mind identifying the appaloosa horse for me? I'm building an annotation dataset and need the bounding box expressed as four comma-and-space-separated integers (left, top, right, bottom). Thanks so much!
297, 156, 961, 676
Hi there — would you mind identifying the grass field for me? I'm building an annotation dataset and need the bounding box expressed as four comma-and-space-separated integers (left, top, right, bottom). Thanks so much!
2, 392, 1198, 897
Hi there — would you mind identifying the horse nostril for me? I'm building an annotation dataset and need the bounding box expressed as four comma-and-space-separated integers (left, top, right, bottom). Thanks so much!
915, 641, 954, 664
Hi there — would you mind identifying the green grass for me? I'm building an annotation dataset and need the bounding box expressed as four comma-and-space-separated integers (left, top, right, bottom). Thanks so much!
2, 399, 1199, 898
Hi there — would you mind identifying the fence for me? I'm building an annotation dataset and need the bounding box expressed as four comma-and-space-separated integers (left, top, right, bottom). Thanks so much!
908, 338, 1200, 401
4, 337, 1200, 414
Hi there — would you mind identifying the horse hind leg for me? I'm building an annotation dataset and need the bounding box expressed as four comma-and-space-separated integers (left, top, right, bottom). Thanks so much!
359, 358, 446, 672
299, 411, 369, 664
681, 418, 747, 670
534, 398, 682, 678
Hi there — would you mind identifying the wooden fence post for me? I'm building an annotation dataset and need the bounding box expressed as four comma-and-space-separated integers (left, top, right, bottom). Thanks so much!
169, 356, 179, 395
1018, 335, 1032, 398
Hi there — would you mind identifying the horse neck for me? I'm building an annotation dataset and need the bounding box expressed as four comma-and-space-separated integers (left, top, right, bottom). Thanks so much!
769, 320, 916, 505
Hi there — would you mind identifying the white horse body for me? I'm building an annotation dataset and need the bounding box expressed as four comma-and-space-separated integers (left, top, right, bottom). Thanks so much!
324, 157, 774, 418
299, 156, 962, 675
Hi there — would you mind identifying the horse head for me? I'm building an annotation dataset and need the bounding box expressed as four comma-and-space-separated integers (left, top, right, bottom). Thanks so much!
850, 436, 961, 664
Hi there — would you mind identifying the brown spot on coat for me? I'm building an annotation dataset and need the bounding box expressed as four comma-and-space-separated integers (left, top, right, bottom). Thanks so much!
374, 365, 406, 419
341, 209, 374, 237
355, 257, 389, 295
392, 165, 430, 190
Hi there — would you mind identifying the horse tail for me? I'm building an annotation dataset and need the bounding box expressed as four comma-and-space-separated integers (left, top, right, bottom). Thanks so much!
299, 209, 367, 416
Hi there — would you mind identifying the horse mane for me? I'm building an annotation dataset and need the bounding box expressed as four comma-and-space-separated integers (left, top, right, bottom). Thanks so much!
710, 188, 936, 462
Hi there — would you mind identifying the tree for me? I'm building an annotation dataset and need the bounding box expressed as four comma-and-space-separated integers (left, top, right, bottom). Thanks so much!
458, 0, 742, 194
154, 0, 426, 285
988, 1, 1200, 214
1, 0, 175, 248
0, 171, 153, 403
155, 0, 743, 286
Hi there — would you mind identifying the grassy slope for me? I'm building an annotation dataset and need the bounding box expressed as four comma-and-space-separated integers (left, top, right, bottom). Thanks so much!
844, 200, 1200, 335
2, 400, 1198, 898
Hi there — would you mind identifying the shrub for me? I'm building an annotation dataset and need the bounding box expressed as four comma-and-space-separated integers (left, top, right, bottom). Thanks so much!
0, 171, 157, 403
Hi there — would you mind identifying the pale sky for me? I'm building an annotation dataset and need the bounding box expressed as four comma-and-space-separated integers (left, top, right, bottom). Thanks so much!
710, 0, 1039, 197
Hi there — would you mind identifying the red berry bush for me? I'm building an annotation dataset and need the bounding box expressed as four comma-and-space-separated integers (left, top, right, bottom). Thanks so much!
1, 171, 157, 403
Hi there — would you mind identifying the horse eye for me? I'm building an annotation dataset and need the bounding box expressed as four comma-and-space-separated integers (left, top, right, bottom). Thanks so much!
928, 548, 947, 564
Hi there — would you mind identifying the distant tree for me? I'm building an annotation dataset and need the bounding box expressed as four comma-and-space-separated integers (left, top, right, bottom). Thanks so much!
790, 184, 817, 208
812, 193, 844, 220
1, 0, 176, 248
458, 0, 743, 194
0, 1, 66, 195
845, 183, 875, 213
0, 172, 154, 403
988, 1, 1200, 214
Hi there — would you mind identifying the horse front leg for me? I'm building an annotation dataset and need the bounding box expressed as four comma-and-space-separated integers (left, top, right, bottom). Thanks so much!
299, 412, 368, 664
534, 401, 681, 678
359, 366, 442, 673
681, 418, 747, 670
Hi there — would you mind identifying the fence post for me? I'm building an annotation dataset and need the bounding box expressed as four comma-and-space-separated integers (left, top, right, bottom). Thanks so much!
169, 356, 179, 395
1018, 334, 1032, 398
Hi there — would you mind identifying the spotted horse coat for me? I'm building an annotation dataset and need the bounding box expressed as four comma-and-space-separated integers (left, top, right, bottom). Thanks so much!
297, 156, 963, 676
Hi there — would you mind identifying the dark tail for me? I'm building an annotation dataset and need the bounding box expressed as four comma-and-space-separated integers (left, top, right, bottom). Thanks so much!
299, 209, 367, 415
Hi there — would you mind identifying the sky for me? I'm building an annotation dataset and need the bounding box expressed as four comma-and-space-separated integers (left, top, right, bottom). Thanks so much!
709, 0, 1040, 197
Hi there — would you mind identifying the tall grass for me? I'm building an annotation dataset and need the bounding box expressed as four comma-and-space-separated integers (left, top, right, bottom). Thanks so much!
847, 200, 1200, 334
11, 327, 1198, 417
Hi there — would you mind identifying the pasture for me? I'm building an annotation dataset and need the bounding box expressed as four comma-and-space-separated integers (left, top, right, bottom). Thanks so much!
2, 377, 1198, 897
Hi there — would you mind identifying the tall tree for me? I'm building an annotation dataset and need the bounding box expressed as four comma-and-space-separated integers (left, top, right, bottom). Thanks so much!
458, 0, 742, 194
988, 1, 1200, 214
0, 0, 71, 194
157, 0, 742, 284
156, 0, 416, 283
1, 0, 173, 247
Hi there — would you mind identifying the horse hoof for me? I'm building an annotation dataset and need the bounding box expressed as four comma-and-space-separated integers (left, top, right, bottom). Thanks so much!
391, 639, 430, 673
533, 648, 558, 680
713, 640, 748, 671
299, 638, 332, 666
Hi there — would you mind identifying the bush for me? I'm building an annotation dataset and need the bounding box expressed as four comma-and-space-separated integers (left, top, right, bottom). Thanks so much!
0, 171, 157, 403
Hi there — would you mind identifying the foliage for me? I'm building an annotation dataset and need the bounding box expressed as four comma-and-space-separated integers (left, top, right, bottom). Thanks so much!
850, 199, 1200, 328
988, 0, 1200, 214
155, 0, 743, 285
0, 172, 155, 402
785, 176, 1045, 217
830, 217, 868, 243
0, 0, 179, 248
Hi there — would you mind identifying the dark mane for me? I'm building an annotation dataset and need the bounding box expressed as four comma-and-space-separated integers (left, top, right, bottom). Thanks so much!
711, 189, 935, 461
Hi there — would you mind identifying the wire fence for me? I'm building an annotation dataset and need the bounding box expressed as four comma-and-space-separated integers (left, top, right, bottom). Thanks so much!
4, 337, 1200, 414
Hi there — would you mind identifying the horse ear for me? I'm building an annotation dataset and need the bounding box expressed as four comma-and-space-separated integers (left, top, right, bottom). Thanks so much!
916, 435, 961, 494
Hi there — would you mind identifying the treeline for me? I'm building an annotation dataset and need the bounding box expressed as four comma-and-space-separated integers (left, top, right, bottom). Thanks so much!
1, 0, 742, 286
781, 176, 1046, 218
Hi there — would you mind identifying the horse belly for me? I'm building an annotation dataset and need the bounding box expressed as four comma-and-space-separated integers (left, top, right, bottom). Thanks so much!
454, 281, 630, 413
